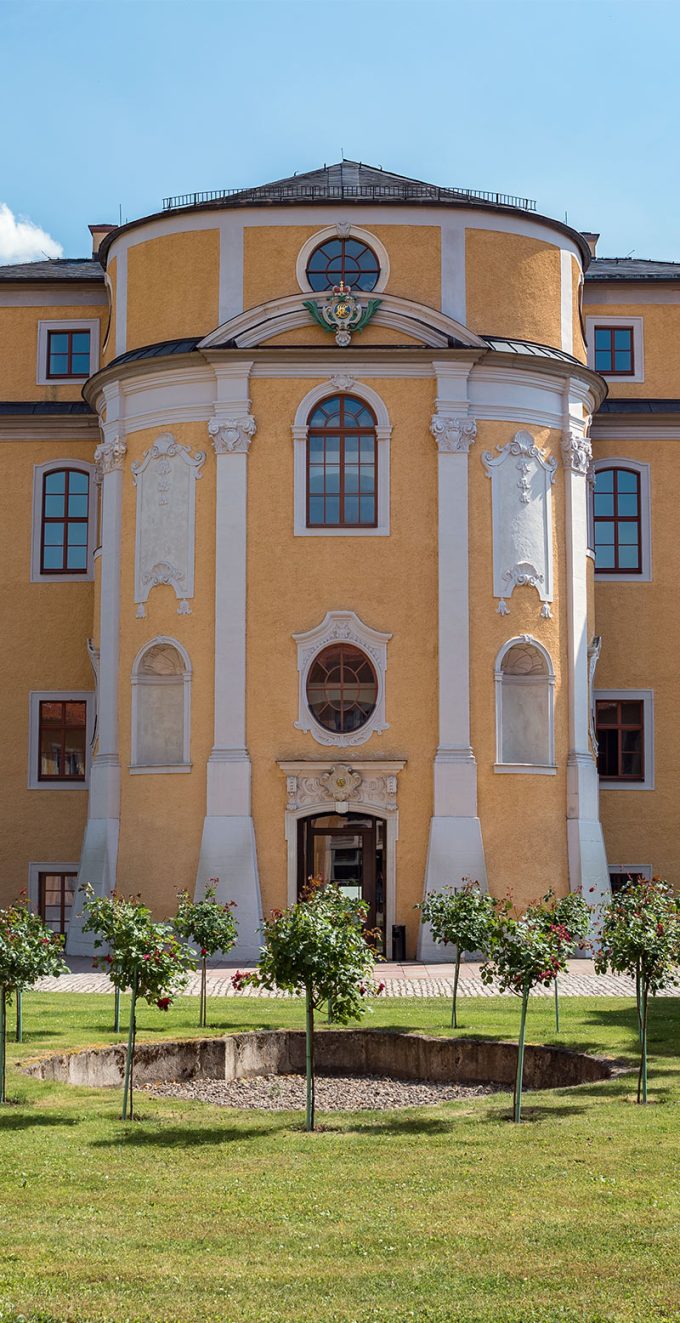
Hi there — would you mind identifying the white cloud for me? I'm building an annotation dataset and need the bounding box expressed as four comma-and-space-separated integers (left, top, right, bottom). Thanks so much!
0, 203, 63, 264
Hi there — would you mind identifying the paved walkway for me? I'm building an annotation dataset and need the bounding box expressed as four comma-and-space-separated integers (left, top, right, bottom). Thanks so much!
36, 958, 677, 998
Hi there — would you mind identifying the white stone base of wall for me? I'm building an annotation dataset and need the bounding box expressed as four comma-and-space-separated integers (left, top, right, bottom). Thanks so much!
195, 815, 263, 963
418, 815, 488, 962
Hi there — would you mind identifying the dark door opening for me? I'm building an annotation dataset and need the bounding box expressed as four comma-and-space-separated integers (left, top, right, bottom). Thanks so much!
297, 812, 385, 952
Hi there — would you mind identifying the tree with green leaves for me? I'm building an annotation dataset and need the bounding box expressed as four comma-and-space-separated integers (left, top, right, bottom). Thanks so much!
82, 888, 195, 1120
418, 882, 495, 1028
481, 899, 575, 1122
595, 877, 680, 1103
526, 890, 591, 1032
233, 882, 381, 1131
0, 899, 68, 1103
174, 884, 238, 1027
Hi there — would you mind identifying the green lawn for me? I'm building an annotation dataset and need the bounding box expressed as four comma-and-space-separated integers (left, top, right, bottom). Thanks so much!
0, 992, 679, 1323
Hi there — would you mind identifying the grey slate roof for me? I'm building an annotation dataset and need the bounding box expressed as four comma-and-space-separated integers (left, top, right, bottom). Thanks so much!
0, 401, 94, 414
0, 258, 103, 282
587, 257, 680, 281
597, 398, 680, 413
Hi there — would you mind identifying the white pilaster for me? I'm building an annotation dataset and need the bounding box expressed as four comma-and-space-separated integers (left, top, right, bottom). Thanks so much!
195, 361, 263, 961
67, 417, 126, 955
419, 362, 488, 960
562, 383, 610, 912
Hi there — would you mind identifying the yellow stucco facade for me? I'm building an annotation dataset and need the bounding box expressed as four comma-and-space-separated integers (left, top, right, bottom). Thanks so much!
1, 160, 674, 959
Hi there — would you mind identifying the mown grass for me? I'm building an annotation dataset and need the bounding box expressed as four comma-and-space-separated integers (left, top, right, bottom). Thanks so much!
0, 992, 678, 1323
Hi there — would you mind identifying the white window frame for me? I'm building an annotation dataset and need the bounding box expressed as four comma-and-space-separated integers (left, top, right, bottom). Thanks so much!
494, 636, 556, 774
595, 688, 655, 791
591, 458, 652, 583
586, 315, 644, 384
608, 864, 652, 886
295, 224, 390, 295
130, 636, 192, 774
31, 459, 98, 583
28, 690, 94, 790
36, 318, 100, 386
293, 610, 391, 748
27, 861, 79, 915
292, 379, 391, 537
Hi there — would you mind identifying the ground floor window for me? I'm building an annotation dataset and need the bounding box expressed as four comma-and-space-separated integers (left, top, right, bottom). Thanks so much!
38, 871, 76, 935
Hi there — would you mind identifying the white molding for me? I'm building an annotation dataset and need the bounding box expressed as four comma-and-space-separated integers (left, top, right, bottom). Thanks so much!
28, 690, 93, 790
584, 286, 680, 306
36, 318, 100, 386
292, 378, 391, 537
295, 224, 391, 295
482, 429, 557, 612
595, 688, 655, 791
131, 433, 205, 616
585, 315, 644, 384
592, 423, 680, 441
560, 249, 574, 355
293, 610, 391, 748
27, 861, 79, 912
130, 636, 192, 771
494, 635, 556, 769
591, 457, 652, 582
30, 459, 97, 583
608, 863, 652, 879
0, 288, 106, 308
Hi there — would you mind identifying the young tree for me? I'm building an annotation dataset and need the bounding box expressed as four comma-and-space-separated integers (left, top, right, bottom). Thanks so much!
526, 891, 591, 1032
233, 882, 382, 1131
0, 899, 68, 1103
174, 883, 238, 1027
595, 877, 680, 1103
82, 888, 195, 1120
481, 900, 574, 1122
418, 882, 495, 1028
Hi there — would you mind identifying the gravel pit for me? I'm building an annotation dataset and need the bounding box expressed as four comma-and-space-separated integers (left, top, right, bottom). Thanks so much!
141, 1073, 501, 1111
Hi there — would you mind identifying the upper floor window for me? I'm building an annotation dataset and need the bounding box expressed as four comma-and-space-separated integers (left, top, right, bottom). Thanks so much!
593, 467, 641, 574
306, 643, 378, 735
40, 468, 90, 574
306, 238, 380, 292
38, 699, 87, 782
594, 325, 634, 376
596, 698, 644, 782
47, 329, 91, 379
307, 395, 377, 529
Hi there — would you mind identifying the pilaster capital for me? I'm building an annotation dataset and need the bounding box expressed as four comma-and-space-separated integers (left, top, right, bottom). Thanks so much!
561, 426, 592, 475
430, 414, 478, 454
209, 415, 257, 454
94, 435, 127, 481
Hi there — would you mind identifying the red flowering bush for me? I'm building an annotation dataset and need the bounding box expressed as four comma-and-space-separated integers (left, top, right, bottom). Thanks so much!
174, 883, 238, 1027
418, 882, 495, 1027
0, 898, 68, 1102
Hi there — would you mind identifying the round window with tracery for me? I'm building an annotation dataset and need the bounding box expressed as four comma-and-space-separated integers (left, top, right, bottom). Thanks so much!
306, 643, 378, 734
306, 237, 380, 292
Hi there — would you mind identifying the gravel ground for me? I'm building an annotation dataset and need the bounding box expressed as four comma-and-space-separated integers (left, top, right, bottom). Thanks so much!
141, 1073, 500, 1111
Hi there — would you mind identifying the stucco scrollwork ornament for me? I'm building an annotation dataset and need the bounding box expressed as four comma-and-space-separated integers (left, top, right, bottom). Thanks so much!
561, 426, 593, 475
483, 429, 557, 618
588, 635, 603, 754
94, 435, 127, 482
335, 222, 352, 239
330, 374, 356, 392
132, 432, 204, 618
293, 610, 391, 748
282, 763, 403, 815
303, 280, 382, 347
430, 414, 478, 454
319, 764, 363, 814
209, 415, 257, 454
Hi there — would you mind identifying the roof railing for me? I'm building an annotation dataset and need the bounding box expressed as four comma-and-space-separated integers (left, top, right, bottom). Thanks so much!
162, 184, 537, 212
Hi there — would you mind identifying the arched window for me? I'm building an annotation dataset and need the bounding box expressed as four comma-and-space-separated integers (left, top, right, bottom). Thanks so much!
495, 639, 555, 771
40, 467, 91, 574
593, 467, 642, 573
306, 237, 380, 292
306, 643, 378, 735
307, 395, 377, 529
131, 640, 191, 771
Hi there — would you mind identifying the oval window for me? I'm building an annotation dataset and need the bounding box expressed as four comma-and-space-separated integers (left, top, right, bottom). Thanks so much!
306, 644, 378, 734
306, 237, 380, 292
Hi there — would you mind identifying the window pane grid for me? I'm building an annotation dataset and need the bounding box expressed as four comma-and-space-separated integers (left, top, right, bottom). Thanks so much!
46, 329, 91, 378
38, 872, 76, 935
593, 467, 641, 574
596, 699, 644, 781
594, 326, 634, 376
41, 468, 90, 574
306, 395, 377, 528
38, 700, 87, 781
307, 644, 378, 734
306, 238, 380, 292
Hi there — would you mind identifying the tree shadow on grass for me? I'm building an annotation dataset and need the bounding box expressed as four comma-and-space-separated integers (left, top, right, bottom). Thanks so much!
0, 1111, 80, 1130
91, 1121, 278, 1148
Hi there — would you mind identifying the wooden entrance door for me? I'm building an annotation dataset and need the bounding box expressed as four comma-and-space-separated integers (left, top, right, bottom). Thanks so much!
298, 813, 385, 949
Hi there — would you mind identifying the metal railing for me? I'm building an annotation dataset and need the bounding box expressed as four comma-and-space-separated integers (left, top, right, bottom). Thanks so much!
162, 183, 537, 212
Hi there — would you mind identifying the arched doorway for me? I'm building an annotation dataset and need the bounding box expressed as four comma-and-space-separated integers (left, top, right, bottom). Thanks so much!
297, 811, 386, 951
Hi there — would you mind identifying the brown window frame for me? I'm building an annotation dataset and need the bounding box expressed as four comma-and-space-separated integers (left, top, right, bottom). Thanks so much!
46, 328, 91, 380
305, 237, 381, 292
592, 466, 642, 575
38, 699, 87, 783
306, 395, 378, 530
595, 698, 644, 783
306, 642, 378, 735
593, 325, 635, 377
38, 871, 77, 936
40, 467, 90, 576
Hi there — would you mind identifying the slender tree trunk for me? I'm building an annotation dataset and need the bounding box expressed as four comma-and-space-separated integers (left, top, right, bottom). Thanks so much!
122, 977, 138, 1121
554, 977, 560, 1034
305, 984, 315, 1132
635, 963, 642, 1041
0, 989, 6, 1104
327, 997, 333, 1024
513, 985, 530, 1123
114, 986, 121, 1034
637, 980, 649, 1104
16, 988, 23, 1043
200, 957, 207, 1028
451, 950, 461, 1029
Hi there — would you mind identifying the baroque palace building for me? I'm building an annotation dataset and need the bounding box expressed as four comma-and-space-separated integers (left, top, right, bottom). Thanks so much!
1, 160, 676, 960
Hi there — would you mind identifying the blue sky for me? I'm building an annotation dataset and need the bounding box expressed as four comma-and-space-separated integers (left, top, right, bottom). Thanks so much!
1, 0, 678, 262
